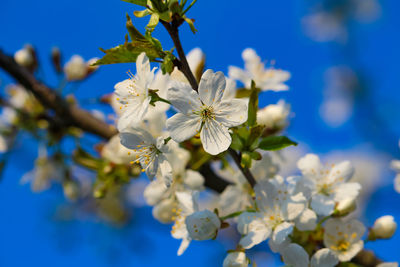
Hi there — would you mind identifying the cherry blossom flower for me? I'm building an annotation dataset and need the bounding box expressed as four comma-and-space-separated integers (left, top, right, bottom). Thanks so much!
114, 52, 156, 130
167, 69, 248, 155
237, 176, 307, 249
185, 209, 220, 240
120, 126, 172, 186
297, 154, 361, 216
323, 218, 366, 262
229, 48, 290, 91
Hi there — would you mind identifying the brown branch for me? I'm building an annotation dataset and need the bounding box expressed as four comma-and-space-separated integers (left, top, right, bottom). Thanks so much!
228, 148, 256, 188
160, 20, 199, 91
0, 48, 230, 193
0, 49, 117, 139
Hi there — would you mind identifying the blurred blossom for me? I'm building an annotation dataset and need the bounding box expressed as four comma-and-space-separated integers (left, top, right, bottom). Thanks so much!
20, 146, 65, 192
302, 0, 381, 43
302, 12, 347, 43
319, 66, 358, 127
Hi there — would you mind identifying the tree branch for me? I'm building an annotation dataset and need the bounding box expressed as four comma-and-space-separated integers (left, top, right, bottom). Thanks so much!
160, 20, 199, 91
0, 49, 117, 139
228, 148, 256, 188
0, 48, 230, 193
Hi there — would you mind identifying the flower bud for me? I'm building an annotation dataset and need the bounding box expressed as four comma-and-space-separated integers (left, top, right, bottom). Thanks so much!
63, 180, 80, 201
257, 100, 290, 133
223, 251, 248, 267
334, 197, 356, 216
14, 45, 35, 68
371, 215, 397, 239
51, 47, 62, 73
185, 210, 221, 240
64, 55, 87, 81
152, 198, 176, 224
86, 57, 99, 75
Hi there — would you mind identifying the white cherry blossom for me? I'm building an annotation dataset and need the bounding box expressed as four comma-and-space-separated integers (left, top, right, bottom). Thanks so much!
323, 218, 366, 262
257, 100, 290, 130
114, 52, 156, 130
185, 209, 220, 240
171, 191, 198, 255
229, 48, 290, 91
237, 176, 307, 249
120, 126, 172, 186
167, 69, 248, 155
297, 153, 361, 216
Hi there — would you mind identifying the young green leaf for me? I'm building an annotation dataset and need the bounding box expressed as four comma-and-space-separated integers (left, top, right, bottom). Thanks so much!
121, 0, 147, 7
247, 80, 259, 127
258, 136, 297, 151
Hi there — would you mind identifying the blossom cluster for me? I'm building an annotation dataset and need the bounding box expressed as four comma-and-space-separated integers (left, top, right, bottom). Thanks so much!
5, 33, 399, 267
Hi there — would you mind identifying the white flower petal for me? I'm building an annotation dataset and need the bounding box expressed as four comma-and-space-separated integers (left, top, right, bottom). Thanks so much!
120, 127, 155, 149
145, 155, 158, 178
281, 243, 309, 267
158, 154, 173, 187
395, 174, 400, 193
272, 222, 293, 245
215, 99, 248, 128
228, 66, 250, 87
117, 97, 151, 131
198, 69, 226, 106
167, 113, 201, 142
297, 154, 323, 179
177, 238, 191, 256
311, 194, 335, 216
200, 119, 231, 155
184, 170, 204, 190
310, 248, 339, 267
333, 182, 361, 202
295, 208, 317, 231
238, 218, 270, 249
326, 161, 354, 183
167, 81, 201, 114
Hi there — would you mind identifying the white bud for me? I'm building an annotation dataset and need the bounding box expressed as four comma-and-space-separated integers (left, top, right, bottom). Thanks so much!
64, 55, 87, 81
223, 251, 248, 267
63, 181, 80, 201
14, 47, 34, 67
335, 197, 356, 216
257, 100, 290, 130
371, 215, 397, 239
185, 210, 221, 240
152, 198, 176, 224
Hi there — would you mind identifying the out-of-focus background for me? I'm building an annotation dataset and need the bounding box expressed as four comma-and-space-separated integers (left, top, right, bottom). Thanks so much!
1, 0, 400, 266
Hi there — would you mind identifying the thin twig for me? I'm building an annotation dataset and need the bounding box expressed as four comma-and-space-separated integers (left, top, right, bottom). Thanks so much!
160, 20, 199, 91
228, 148, 256, 188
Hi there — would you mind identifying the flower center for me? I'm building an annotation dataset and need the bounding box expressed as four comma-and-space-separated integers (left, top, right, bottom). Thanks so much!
199, 106, 215, 122
332, 239, 350, 252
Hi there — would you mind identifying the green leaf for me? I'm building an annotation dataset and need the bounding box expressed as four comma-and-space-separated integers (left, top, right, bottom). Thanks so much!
258, 136, 298, 151
146, 13, 160, 33
248, 125, 263, 150
161, 52, 175, 74
134, 9, 151, 18
126, 14, 146, 41
230, 133, 244, 150
121, 0, 148, 7
183, 16, 197, 33
247, 81, 259, 127
94, 42, 162, 65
